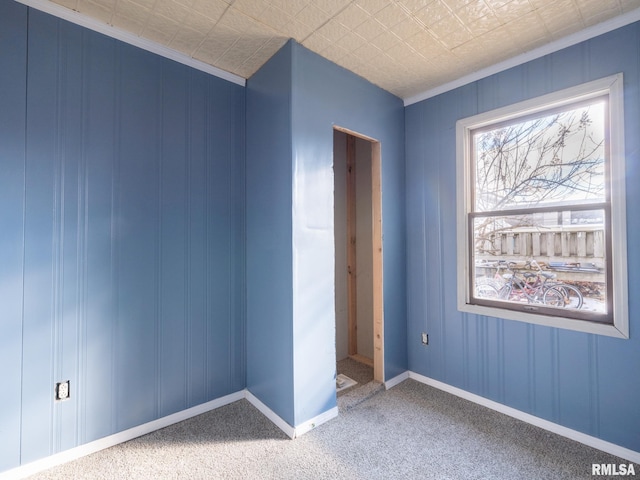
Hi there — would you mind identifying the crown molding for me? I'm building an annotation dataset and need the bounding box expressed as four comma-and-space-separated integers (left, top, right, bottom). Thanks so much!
16, 0, 246, 87
404, 7, 640, 106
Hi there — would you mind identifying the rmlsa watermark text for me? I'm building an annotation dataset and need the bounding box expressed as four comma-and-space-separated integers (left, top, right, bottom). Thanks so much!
592, 464, 636, 476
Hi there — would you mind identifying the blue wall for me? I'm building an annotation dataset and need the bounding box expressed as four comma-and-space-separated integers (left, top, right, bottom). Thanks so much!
4, 0, 639, 471
0, 0, 27, 471
0, 2, 245, 471
245, 41, 295, 425
405, 23, 640, 452
291, 42, 406, 425
246, 40, 406, 427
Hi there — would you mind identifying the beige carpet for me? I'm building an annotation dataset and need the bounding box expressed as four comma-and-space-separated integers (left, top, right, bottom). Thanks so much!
27, 379, 633, 480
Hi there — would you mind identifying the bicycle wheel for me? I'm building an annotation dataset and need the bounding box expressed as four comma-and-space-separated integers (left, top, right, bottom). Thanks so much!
543, 285, 583, 309
542, 287, 565, 307
555, 284, 584, 309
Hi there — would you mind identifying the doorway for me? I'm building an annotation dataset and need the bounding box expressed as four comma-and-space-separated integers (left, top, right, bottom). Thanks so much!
333, 127, 383, 389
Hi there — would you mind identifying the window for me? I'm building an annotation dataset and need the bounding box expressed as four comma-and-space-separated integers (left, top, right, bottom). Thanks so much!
456, 74, 628, 338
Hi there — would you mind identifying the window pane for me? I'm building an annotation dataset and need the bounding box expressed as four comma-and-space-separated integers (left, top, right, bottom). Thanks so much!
473, 101, 606, 212
472, 210, 607, 315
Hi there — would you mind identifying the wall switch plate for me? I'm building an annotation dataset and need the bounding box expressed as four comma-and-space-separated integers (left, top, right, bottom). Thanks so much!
56, 381, 70, 401
421, 332, 429, 345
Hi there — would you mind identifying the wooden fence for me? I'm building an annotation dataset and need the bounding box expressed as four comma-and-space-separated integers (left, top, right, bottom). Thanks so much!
476, 226, 605, 283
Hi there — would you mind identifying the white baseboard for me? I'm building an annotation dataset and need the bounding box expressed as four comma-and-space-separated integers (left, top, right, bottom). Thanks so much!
244, 390, 296, 439
294, 406, 339, 437
10, 373, 635, 478
408, 371, 640, 465
1, 391, 245, 480
3, 388, 341, 479
244, 391, 338, 439
384, 371, 410, 390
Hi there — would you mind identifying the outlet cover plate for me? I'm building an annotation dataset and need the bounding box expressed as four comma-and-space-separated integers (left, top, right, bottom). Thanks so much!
56, 381, 70, 401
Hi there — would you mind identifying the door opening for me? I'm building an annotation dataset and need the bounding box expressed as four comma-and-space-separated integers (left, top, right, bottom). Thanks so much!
333, 128, 383, 386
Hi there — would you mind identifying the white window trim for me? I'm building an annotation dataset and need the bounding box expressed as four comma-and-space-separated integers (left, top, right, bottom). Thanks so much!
456, 73, 629, 338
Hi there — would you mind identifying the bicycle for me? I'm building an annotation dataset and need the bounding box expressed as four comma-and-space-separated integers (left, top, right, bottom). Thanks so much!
476, 260, 583, 310
529, 260, 584, 309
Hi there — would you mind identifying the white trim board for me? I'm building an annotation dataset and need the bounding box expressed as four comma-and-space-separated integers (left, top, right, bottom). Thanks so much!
384, 371, 409, 390
3, 390, 340, 479
406, 371, 640, 465
244, 391, 338, 439
404, 7, 640, 106
15, 0, 246, 87
244, 391, 296, 439
0, 391, 245, 480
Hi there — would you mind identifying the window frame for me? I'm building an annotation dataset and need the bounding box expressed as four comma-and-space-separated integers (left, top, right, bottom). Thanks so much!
456, 74, 629, 338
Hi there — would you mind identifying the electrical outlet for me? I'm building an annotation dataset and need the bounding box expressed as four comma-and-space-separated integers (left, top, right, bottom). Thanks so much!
56, 381, 70, 401
421, 332, 429, 345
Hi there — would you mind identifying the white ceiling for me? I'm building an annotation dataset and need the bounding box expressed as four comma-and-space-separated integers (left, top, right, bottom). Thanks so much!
35, 0, 640, 101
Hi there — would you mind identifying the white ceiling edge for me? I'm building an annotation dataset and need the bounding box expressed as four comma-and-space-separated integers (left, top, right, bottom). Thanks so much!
15, 0, 246, 87
404, 7, 640, 107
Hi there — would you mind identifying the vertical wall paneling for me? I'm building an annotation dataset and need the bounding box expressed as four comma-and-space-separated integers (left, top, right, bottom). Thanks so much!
405, 23, 640, 453
23, 10, 63, 462
0, 0, 27, 471
1, 4, 246, 471
158, 60, 188, 418
115, 43, 161, 431
82, 30, 117, 444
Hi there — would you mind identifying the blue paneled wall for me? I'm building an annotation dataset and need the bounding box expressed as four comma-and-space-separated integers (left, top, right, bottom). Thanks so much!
0, 2, 245, 471
245, 41, 295, 425
0, 0, 27, 472
291, 43, 406, 425
405, 23, 640, 452
3, 0, 640, 472
246, 40, 406, 427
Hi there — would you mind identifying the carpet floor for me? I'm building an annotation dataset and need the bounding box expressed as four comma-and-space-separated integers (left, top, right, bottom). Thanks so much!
27, 379, 634, 480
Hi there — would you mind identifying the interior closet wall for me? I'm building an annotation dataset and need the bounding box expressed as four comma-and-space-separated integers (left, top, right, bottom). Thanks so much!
334, 132, 373, 362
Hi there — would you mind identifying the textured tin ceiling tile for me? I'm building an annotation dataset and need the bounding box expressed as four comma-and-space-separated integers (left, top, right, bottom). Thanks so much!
369, 29, 402, 52
115, 0, 152, 19
316, 19, 350, 42
76, 0, 113, 23
42, 0, 640, 99
415, 0, 454, 27
338, 31, 368, 52
269, 0, 309, 16
388, 17, 424, 40
191, 0, 228, 20
466, 12, 502, 36
280, 19, 315, 40
374, 4, 410, 27
140, 28, 173, 45
258, 5, 294, 30
454, 0, 493, 24
354, 18, 387, 41
111, 14, 146, 35
354, 0, 388, 16
301, 31, 329, 52
313, 0, 351, 16
179, 11, 216, 34
296, 3, 331, 30
334, 3, 369, 29
169, 27, 206, 54
153, 0, 191, 23
232, 0, 269, 18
